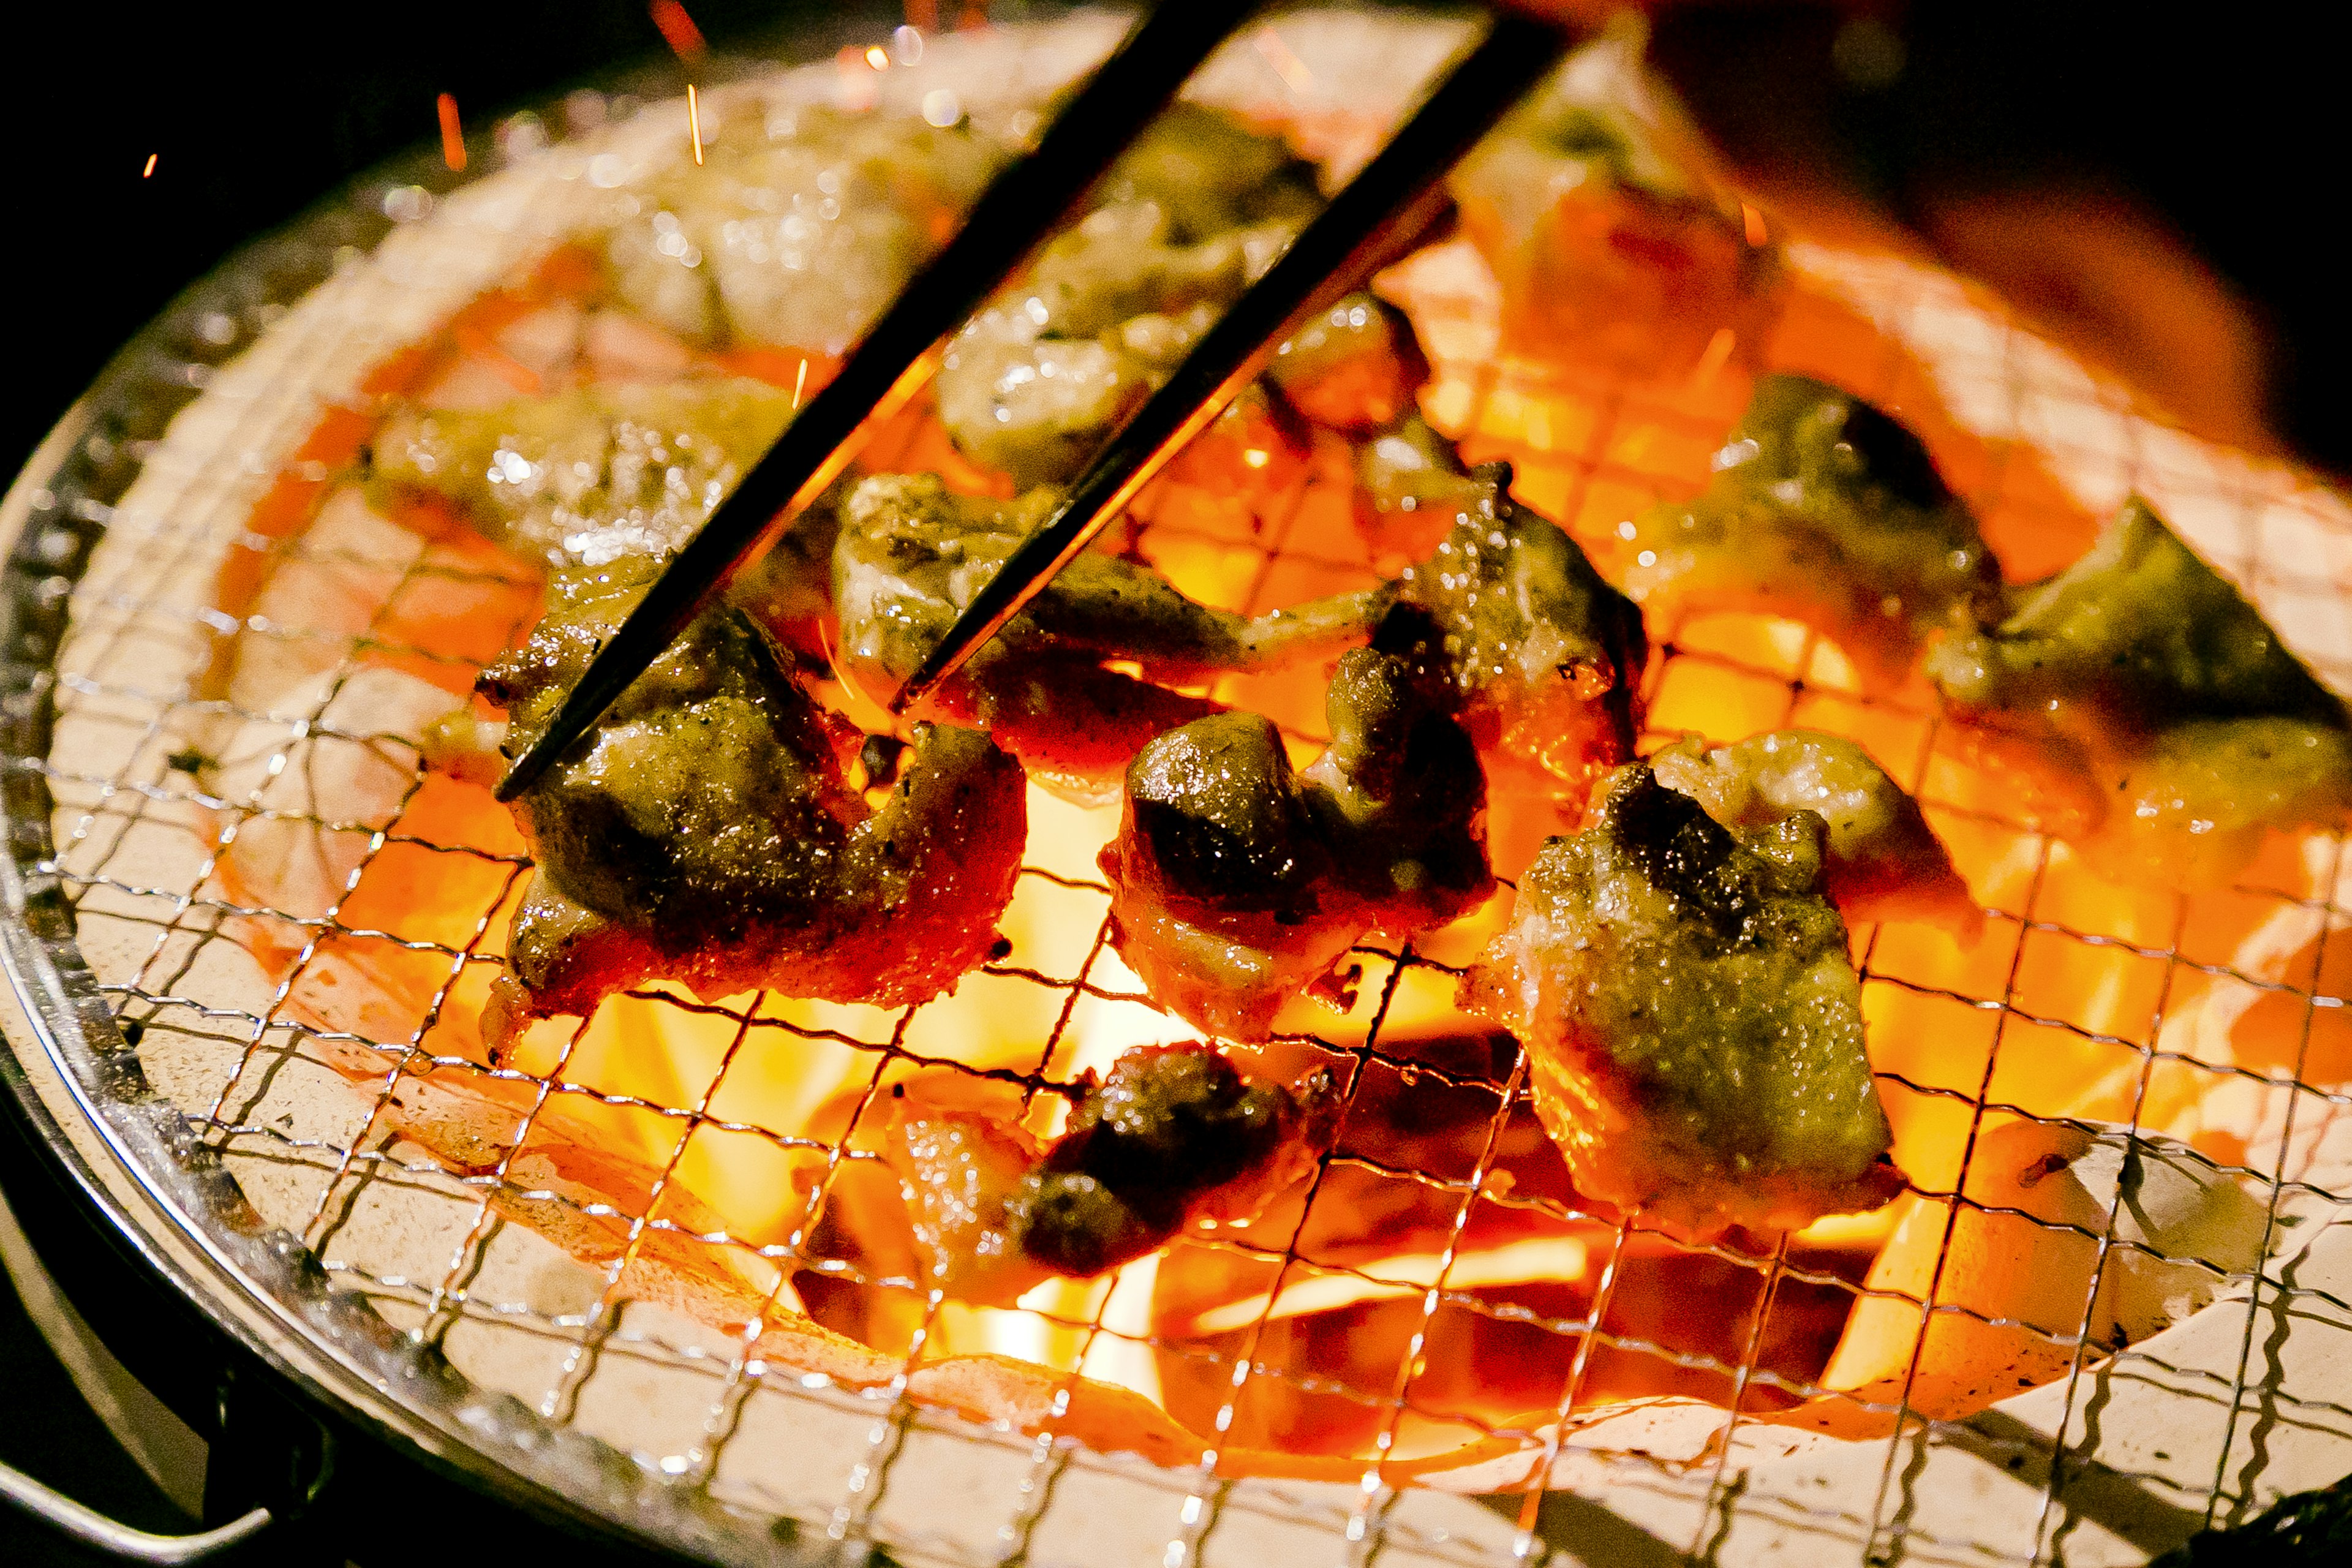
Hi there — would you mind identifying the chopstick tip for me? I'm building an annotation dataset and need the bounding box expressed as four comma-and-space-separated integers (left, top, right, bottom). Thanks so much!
491, 742, 548, 802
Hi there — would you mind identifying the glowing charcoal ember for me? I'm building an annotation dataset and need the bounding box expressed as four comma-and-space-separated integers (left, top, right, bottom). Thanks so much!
1149, 1033, 1608, 1339
1101, 649, 1490, 1041
1448, 28, 1779, 383
1648, 728, 1980, 936
1621, 373, 2002, 691
1463, 764, 1904, 1235
473, 555, 1027, 1047
1929, 496, 2352, 888
216, 486, 428, 723
579, 307, 699, 383
1385, 463, 1648, 810
882, 1045, 1338, 1303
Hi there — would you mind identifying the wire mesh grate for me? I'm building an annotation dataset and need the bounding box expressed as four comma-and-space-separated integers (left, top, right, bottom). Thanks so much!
10, 13, 2352, 1568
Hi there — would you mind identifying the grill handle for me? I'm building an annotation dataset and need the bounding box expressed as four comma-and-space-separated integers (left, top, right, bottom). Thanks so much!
0, 1466, 270, 1564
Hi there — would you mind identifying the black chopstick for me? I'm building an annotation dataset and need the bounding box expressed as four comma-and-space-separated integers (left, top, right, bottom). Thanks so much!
496, 0, 1260, 802
891, 11, 1569, 713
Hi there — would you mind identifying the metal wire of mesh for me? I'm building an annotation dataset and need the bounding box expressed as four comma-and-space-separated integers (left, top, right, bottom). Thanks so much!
13, 21, 2352, 1568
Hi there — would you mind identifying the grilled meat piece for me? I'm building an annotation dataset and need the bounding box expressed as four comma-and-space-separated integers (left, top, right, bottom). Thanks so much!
1463, 763, 1904, 1235
884, 1097, 1046, 1306
1350, 409, 1487, 568
1649, 729, 1979, 936
833, 471, 1382, 797
1264, 293, 1428, 437
884, 1044, 1340, 1305
372, 377, 841, 657
1449, 30, 1778, 382
474, 556, 1025, 1049
1101, 648, 1493, 1041
935, 104, 1318, 488
605, 100, 1008, 355
1928, 496, 2352, 886
372, 379, 801, 569
1387, 462, 1648, 809
1621, 374, 2000, 690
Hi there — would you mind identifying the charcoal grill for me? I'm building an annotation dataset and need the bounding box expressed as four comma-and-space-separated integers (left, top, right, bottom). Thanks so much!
5, 6, 2351, 1565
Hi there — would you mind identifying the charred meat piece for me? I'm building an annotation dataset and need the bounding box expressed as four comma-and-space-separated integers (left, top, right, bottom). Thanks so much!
1449, 31, 1778, 382
1388, 462, 1648, 809
1622, 374, 2000, 690
1928, 497, 2352, 886
1101, 648, 1493, 1041
834, 472, 1382, 797
883, 1044, 1340, 1305
474, 556, 1025, 1048
1027, 1046, 1340, 1275
1463, 764, 1904, 1236
1649, 729, 1979, 936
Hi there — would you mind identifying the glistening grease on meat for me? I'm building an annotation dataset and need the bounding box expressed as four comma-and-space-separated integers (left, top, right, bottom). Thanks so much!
1385, 462, 1648, 809
934, 104, 1319, 488
605, 99, 1008, 355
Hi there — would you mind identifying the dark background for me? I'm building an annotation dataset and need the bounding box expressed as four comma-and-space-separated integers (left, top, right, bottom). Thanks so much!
0, 1, 2340, 1560
1, 1, 2343, 480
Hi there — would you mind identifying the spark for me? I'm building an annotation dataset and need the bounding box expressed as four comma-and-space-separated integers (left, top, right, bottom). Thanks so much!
791, 355, 810, 410
141, 153, 157, 178
1691, 327, 1738, 388
649, 0, 706, 60
865, 43, 891, 70
1253, 26, 1316, 96
437, 93, 466, 172
1742, 202, 1768, 248
687, 83, 704, 165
